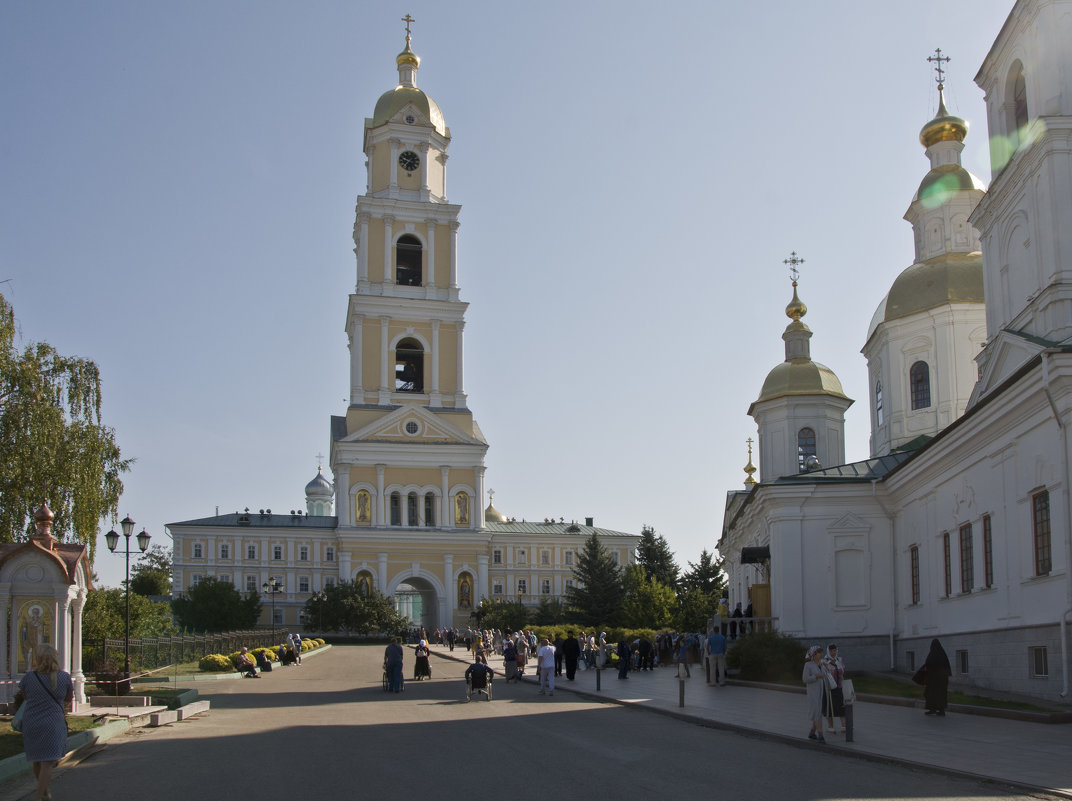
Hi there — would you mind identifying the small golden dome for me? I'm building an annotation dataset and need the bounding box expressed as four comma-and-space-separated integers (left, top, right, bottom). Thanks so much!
397, 40, 420, 69
752, 360, 850, 406
785, 281, 807, 321
485, 502, 507, 523
920, 96, 968, 148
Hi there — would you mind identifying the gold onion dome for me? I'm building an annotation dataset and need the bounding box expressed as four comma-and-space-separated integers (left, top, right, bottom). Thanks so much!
485, 501, 507, 523
920, 94, 968, 148
785, 281, 807, 321
397, 38, 420, 68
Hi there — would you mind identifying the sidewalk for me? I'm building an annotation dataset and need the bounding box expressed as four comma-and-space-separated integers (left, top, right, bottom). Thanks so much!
430, 644, 1072, 797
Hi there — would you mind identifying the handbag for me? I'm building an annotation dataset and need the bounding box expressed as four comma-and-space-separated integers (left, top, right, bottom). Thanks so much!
842, 678, 856, 704
11, 702, 25, 733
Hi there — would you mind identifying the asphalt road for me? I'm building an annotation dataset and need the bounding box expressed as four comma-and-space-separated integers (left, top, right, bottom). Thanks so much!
4, 646, 1056, 801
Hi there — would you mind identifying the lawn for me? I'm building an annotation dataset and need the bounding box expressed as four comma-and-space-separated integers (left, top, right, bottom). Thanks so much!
0, 716, 103, 761
847, 674, 1052, 713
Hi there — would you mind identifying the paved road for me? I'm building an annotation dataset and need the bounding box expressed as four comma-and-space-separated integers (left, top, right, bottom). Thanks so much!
4, 646, 1057, 801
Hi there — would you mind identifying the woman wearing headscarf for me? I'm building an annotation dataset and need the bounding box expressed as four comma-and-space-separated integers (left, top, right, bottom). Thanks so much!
17, 644, 72, 801
802, 645, 830, 742
922, 638, 952, 716
414, 639, 431, 680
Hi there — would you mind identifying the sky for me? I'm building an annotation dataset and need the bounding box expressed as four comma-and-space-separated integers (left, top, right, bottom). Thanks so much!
1, 1, 1016, 590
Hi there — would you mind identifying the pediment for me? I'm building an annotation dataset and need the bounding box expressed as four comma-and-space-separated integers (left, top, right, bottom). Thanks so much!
390, 103, 434, 129
969, 330, 1046, 407
829, 512, 871, 533
341, 404, 483, 446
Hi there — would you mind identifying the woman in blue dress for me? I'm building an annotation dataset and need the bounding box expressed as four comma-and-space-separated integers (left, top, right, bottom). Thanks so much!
18, 644, 72, 801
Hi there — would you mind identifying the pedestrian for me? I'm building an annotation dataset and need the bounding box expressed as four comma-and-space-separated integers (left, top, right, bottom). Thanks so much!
706, 628, 727, 686
290, 632, 303, 665
637, 637, 653, 671
730, 602, 743, 639
823, 644, 846, 732
562, 630, 581, 680
598, 632, 608, 668
803, 645, 829, 742
677, 635, 691, 678
616, 637, 631, 679
537, 638, 556, 695
553, 633, 564, 676
919, 638, 952, 716
16, 644, 72, 801
384, 637, 404, 693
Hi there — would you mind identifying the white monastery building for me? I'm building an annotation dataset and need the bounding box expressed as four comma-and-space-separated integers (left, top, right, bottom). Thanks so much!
720, 0, 1072, 699
168, 26, 639, 631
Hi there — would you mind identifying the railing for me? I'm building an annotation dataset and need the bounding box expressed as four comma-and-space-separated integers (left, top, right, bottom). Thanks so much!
84, 630, 275, 674
707, 616, 778, 636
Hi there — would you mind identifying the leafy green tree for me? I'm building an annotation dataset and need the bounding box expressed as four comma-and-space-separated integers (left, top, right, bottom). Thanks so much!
531, 596, 568, 626
0, 292, 130, 557
171, 577, 261, 632
566, 532, 622, 626
620, 564, 677, 628
129, 544, 172, 596
82, 587, 178, 643
303, 580, 408, 635
473, 598, 528, 632
677, 549, 726, 630
636, 525, 680, 589
680, 549, 725, 596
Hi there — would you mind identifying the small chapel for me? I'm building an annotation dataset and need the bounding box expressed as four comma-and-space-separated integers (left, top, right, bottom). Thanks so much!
720, 0, 1072, 699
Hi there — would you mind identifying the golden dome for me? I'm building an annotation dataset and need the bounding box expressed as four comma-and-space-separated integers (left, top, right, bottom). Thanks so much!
883, 252, 984, 323
913, 164, 986, 206
371, 87, 448, 138
753, 360, 850, 406
397, 40, 420, 69
785, 282, 807, 321
919, 96, 968, 148
485, 502, 507, 523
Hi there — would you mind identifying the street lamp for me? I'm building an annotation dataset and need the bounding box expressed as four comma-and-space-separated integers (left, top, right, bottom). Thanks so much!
311, 590, 326, 632
105, 515, 151, 682
262, 578, 284, 641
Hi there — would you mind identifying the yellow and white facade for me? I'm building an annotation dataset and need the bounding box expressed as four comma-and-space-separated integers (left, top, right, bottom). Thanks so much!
168, 28, 640, 631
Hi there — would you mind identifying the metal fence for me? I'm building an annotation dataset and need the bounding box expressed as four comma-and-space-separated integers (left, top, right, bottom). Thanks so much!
84, 630, 276, 673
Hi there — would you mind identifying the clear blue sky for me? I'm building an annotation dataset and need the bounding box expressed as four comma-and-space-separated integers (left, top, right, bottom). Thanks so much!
1, 1, 1014, 589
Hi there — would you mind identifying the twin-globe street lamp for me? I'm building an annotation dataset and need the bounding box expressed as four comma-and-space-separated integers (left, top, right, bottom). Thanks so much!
262, 578, 284, 641
311, 590, 326, 633
105, 516, 151, 681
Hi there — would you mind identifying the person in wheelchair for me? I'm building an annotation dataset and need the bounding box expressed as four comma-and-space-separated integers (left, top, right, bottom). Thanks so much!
465, 659, 494, 701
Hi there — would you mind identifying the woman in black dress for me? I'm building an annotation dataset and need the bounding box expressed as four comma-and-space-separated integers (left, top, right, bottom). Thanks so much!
922, 639, 952, 716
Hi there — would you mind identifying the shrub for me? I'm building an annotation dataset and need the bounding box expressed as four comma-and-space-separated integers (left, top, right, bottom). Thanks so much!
252, 647, 274, 662
199, 653, 234, 672
726, 631, 805, 682
315, 638, 326, 647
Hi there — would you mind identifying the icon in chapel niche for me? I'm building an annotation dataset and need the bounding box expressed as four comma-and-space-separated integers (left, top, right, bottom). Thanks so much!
18, 602, 51, 672
357, 575, 371, 597
355, 490, 371, 524
458, 575, 472, 608
454, 493, 470, 526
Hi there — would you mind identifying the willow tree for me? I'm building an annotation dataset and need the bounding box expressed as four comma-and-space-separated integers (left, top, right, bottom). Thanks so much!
0, 292, 129, 558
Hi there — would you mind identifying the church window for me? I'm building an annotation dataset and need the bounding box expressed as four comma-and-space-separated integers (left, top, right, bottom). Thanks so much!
192, 543, 203, 559
395, 338, 424, 393
247, 544, 257, 560
1013, 68, 1028, 135
273, 545, 283, 560
517, 579, 527, 596
875, 381, 884, 426
273, 608, 284, 626
611, 551, 620, 565
492, 580, 503, 595
910, 546, 920, 604
942, 532, 952, 597
220, 544, 230, 559
325, 546, 335, 562
956, 650, 969, 675
910, 361, 931, 409
797, 427, 816, 472
390, 492, 402, 526
1033, 490, 1052, 575
982, 515, 993, 588
299, 546, 309, 562
540, 550, 550, 566
492, 549, 502, 565
517, 549, 527, 565
246, 575, 257, 592
424, 492, 435, 526
395, 235, 422, 286
959, 523, 973, 593
324, 577, 336, 589
541, 579, 552, 595
1030, 646, 1049, 678
298, 576, 310, 593
190, 574, 203, 587
217, 574, 231, 585
407, 492, 419, 526
564, 551, 574, 566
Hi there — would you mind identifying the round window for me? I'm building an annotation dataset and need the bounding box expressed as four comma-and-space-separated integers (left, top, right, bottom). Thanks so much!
404, 420, 420, 436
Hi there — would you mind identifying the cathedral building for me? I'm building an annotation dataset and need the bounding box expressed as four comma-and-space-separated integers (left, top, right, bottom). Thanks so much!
720, 0, 1072, 699
168, 26, 639, 631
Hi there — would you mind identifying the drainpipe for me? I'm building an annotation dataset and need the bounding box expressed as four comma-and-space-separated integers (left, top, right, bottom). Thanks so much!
873, 479, 897, 670
1040, 350, 1072, 698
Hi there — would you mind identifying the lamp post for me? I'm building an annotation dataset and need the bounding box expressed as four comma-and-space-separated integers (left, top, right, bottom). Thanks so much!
262, 578, 284, 642
311, 591, 326, 633
105, 515, 151, 681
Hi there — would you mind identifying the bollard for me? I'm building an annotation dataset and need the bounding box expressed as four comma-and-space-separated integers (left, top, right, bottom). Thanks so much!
706, 657, 711, 684
596, 667, 601, 691
844, 701, 854, 742
679, 676, 686, 707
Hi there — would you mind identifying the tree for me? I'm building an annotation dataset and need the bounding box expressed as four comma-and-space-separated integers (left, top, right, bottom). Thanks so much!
565, 532, 623, 626
0, 292, 130, 557
171, 577, 262, 632
680, 549, 725, 597
677, 549, 726, 631
473, 598, 528, 632
636, 525, 680, 589
303, 581, 408, 635
82, 587, 178, 643
129, 544, 172, 596
620, 564, 677, 629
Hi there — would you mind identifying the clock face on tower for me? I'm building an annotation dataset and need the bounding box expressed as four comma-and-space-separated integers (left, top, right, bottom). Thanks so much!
399, 151, 420, 173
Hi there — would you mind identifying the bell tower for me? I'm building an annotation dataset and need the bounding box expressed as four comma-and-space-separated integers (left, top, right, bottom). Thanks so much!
331, 18, 489, 541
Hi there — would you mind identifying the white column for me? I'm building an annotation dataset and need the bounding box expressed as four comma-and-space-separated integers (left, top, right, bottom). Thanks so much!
376, 465, 386, 527
349, 317, 364, 403
441, 466, 452, 530
425, 219, 437, 290
455, 320, 466, 406
388, 139, 399, 190
418, 143, 431, 193
379, 316, 391, 404
364, 159, 370, 194
378, 552, 389, 592
449, 221, 460, 291
430, 319, 441, 407
383, 216, 395, 285
336, 466, 351, 527
476, 466, 486, 529
71, 591, 86, 704
477, 554, 489, 602
444, 554, 455, 616
356, 213, 369, 286
439, 152, 449, 199
54, 593, 70, 677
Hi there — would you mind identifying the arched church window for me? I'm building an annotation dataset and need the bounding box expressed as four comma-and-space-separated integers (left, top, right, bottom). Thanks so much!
395, 338, 424, 393
424, 492, 436, 527
797, 427, 816, 473
390, 491, 402, 526
1013, 69, 1028, 135
407, 491, 419, 526
396, 235, 422, 287
910, 361, 931, 410
875, 381, 884, 426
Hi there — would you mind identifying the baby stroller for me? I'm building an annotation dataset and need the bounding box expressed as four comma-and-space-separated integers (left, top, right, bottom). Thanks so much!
466, 667, 493, 702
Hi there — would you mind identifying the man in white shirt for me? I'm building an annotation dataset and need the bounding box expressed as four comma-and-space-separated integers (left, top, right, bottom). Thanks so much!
537, 638, 556, 696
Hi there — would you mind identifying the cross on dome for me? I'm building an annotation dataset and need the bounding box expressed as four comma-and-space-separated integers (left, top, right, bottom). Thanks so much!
402, 13, 415, 38
784, 251, 804, 284
927, 47, 951, 91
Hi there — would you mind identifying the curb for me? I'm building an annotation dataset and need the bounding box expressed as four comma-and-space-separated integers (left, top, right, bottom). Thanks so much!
132, 644, 333, 684
0, 718, 130, 786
